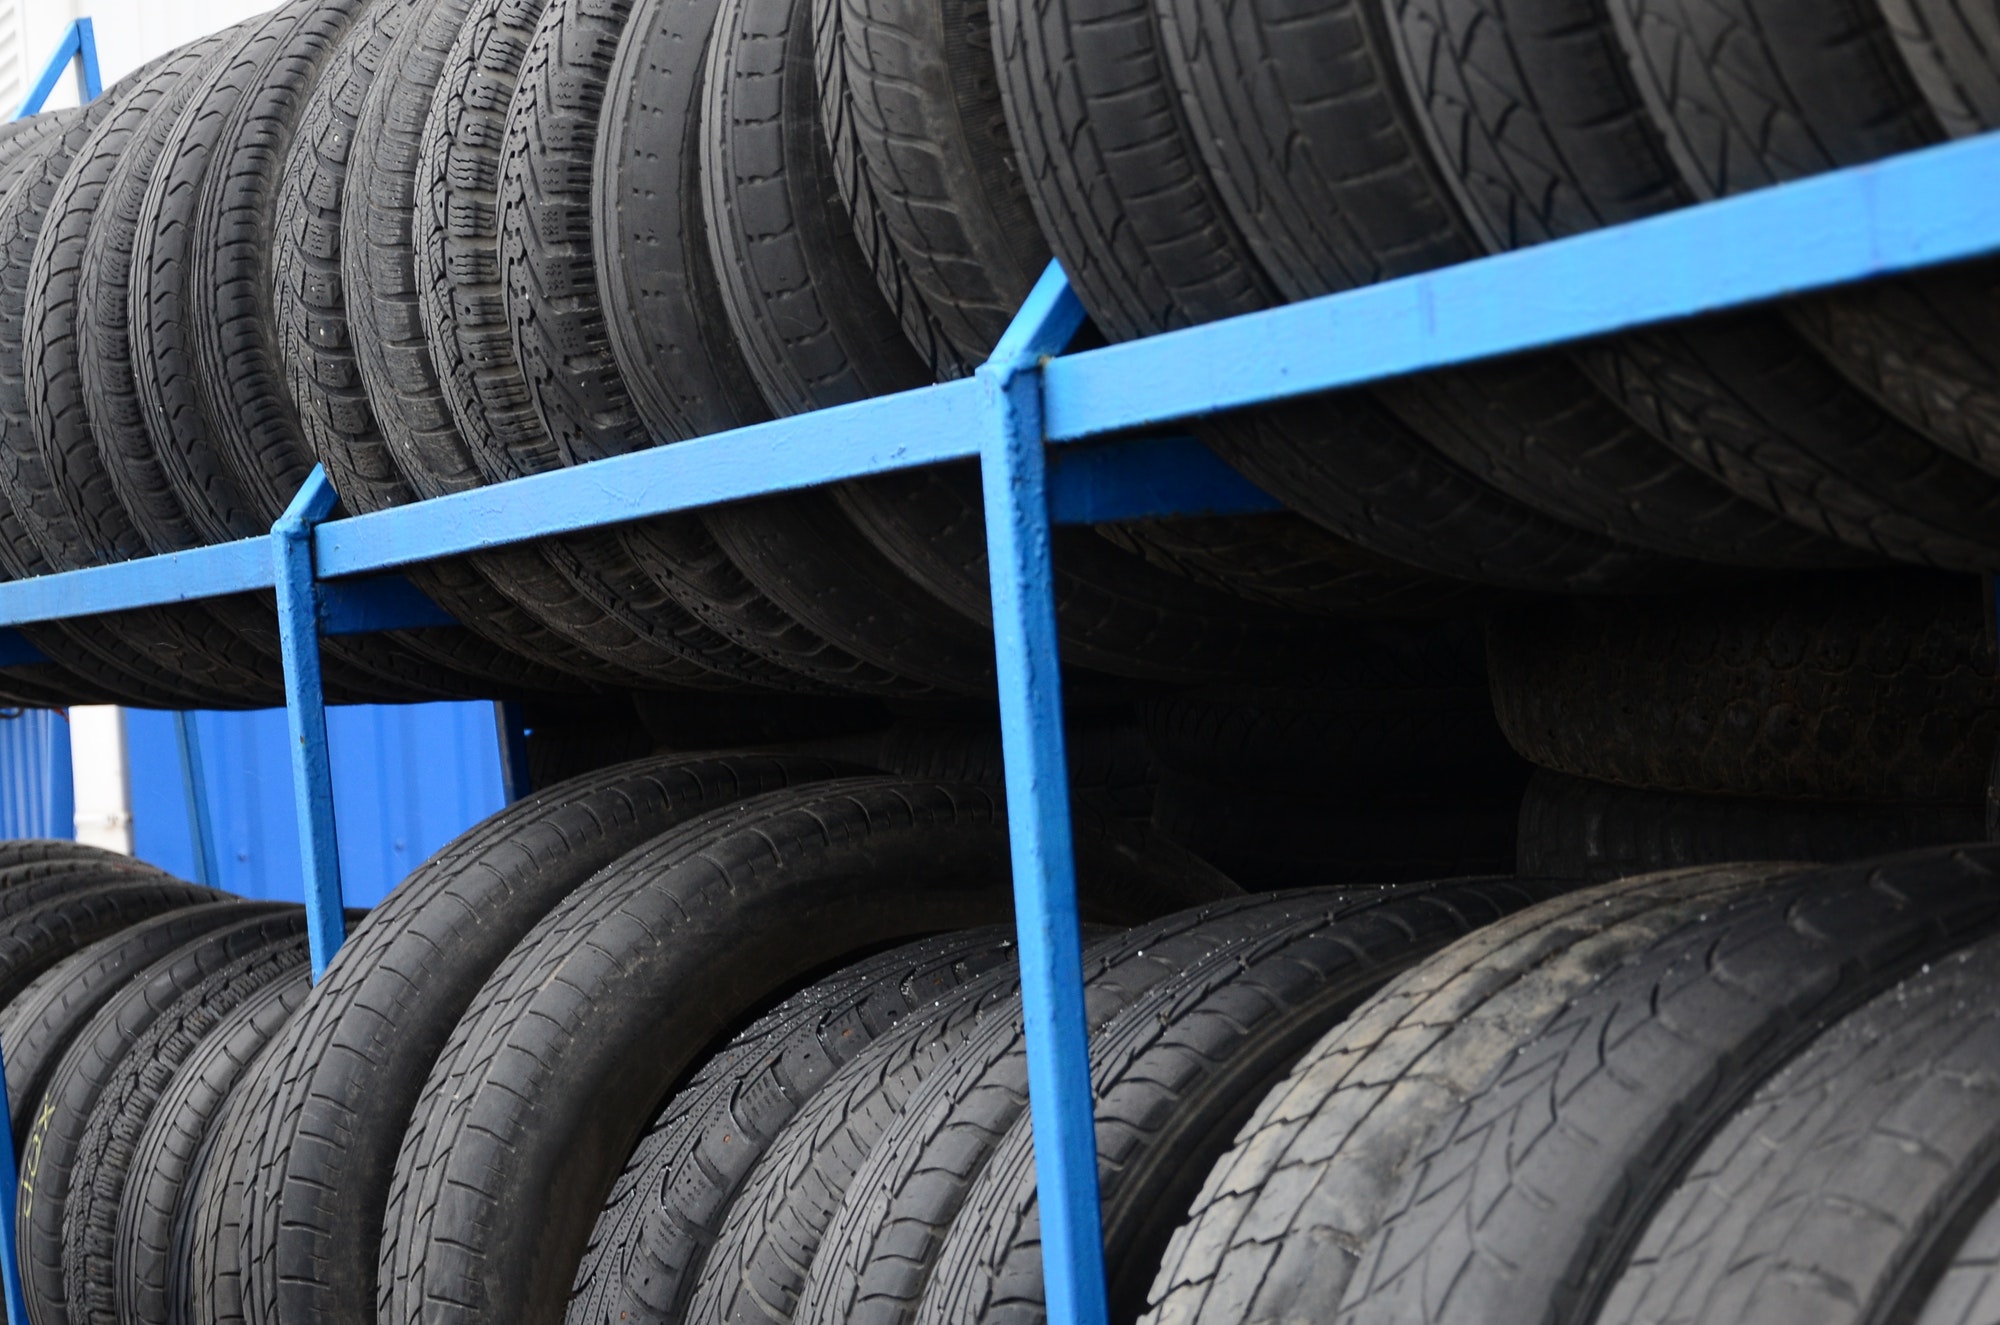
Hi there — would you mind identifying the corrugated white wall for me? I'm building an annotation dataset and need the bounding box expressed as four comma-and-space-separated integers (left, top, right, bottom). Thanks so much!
10, 1, 274, 113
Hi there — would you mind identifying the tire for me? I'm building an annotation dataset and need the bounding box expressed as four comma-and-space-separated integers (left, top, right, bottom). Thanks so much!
0, 878, 227, 1013
987, 0, 1689, 592
268, 0, 592, 698
118, 968, 311, 1325
1597, 928, 2000, 1325
0, 901, 279, 1150
414, 0, 785, 690
1324, 845, 2000, 1325
61, 943, 311, 1325
1486, 570, 2000, 801
17, 908, 310, 1325
1134, 861, 1808, 1325
1878, 0, 2000, 137
1, 94, 271, 708
334, 0, 680, 690
377, 778, 1236, 1325
0, 842, 149, 871
1602, 0, 2000, 530
1517, 769, 1987, 882
186, 1017, 285, 1325
819, 0, 1041, 367
915, 879, 1553, 1325
563, 927, 1027, 1325
1908, 1179, 2000, 1324
233, 753, 869, 1325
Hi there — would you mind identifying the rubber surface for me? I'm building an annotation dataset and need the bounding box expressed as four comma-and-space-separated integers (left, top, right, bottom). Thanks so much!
233, 754, 868, 1325
377, 778, 1236, 1325
915, 879, 1554, 1325
1600, 928, 2000, 1325
1487, 570, 2000, 801
563, 928, 1026, 1325
0, 877, 227, 1013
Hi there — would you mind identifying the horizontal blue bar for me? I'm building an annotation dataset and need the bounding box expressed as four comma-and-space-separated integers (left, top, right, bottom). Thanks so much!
0, 541, 272, 627
1048, 437, 1282, 525
318, 575, 458, 636
315, 380, 985, 577
1041, 130, 2000, 441
0, 629, 48, 668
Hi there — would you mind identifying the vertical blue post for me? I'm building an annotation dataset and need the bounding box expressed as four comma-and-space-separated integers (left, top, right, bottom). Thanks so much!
977, 262, 1106, 1325
173, 712, 218, 887
68, 20, 101, 104
494, 702, 533, 804
274, 467, 344, 981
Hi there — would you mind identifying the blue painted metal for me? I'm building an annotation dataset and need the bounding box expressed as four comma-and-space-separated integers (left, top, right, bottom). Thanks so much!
126, 706, 506, 906
494, 702, 532, 804
0, 540, 272, 628
14, 18, 101, 120
1048, 436, 1282, 525
0, 710, 72, 840
0, 631, 45, 668
978, 261, 1108, 1325
172, 713, 217, 887
272, 468, 345, 981
318, 574, 457, 636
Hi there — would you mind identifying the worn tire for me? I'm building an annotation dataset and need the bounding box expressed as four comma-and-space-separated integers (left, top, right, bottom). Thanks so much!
1598, 928, 2000, 1325
916, 879, 1553, 1325
1135, 862, 1806, 1325
563, 927, 1026, 1325
17, 909, 310, 1325
0, 901, 277, 1150
0, 877, 227, 1014
1487, 570, 2000, 801
233, 754, 867, 1325
61, 943, 311, 1325
118, 967, 312, 1325
377, 778, 1236, 1325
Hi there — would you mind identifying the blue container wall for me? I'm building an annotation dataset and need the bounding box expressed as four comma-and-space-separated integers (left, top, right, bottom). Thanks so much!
126, 703, 505, 907
0, 709, 73, 840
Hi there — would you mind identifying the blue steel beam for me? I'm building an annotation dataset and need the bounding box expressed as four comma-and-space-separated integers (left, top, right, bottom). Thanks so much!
0, 1050, 27, 1325
0, 540, 273, 627
318, 574, 458, 636
0, 631, 46, 668
14, 18, 101, 119
273, 469, 345, 981
1048, 436, 1283, 525
980, 262, 1109, 1325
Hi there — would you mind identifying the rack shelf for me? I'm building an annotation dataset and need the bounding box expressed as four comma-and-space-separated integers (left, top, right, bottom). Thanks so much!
0, 16, 1996, 1325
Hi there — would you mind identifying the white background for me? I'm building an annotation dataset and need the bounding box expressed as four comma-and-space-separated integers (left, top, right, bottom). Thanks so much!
7, 1, 269, 114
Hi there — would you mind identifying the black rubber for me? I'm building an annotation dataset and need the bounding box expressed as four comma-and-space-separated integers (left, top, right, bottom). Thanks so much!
1879, 0, 2000, 136
268, 0, 593, 698
17, 908, 309, 1325
1600, 0, 2000, 556
0, 842, 149, 872
1517, 769, 1988, 882
987, 0, 1694, 592
376, 778, 1236, 1325
61, 942, 311, 1325
335, 0, 674, 689
113, 4, 480, 705
119, 965, 311, 1325
1905, 1171, 2000, 1324
0, 877, 227, 1014
0, 902, 276, 1151
563, 927, 1027, 1325
1135, 862, 1807, 1325
915, 879, 1555, 1325
414, 0, 786, 690
186, 1002, 293, 1325
818, 0, 1040, 367
1487, 570, 2000, 802
19, 30, 290, 709
1598, 928, 2000, 1325
1328, 846, 2000, 1325
233, 754, 868, 1325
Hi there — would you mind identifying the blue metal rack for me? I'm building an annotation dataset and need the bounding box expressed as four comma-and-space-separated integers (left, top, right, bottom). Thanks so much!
1, 16, 1998, 1325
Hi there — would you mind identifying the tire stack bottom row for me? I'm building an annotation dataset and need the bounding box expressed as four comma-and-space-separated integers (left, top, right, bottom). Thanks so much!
0, 753, 1996, 1325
